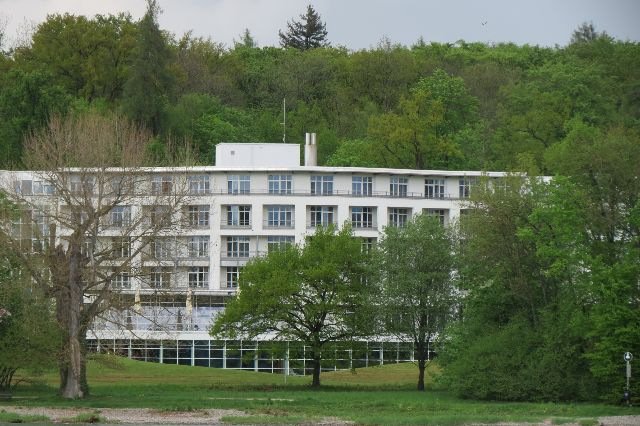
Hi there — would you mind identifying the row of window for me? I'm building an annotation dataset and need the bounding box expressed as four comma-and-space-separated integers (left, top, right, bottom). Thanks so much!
110, 205, 447, 229
110, 235, 298, 261
111, 266, 212, 289
70, 175, 472, 198
14, 175, 478, 198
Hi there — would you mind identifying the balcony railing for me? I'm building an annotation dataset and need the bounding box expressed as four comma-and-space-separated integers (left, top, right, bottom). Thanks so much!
306, 221, 338, 229
220, 250, 265, 262
263, 220, 295, 229
206, 188, 462, 199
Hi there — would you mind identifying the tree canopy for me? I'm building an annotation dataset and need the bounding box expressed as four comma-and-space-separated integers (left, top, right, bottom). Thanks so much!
279, 5, 329, 50
211, 225, 374, 387
377, 214, 457, 391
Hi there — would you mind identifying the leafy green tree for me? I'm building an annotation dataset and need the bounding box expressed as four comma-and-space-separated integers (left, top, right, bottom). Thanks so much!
0, 68, 72, 168
0, 266, 60, 392
0, 196, 60, 391
367, 86, 464, 169
326, 139, 381, 167
23, 13, 137, 101
279, 5, 329, 50
346, 38, 417, 112
492, 60, 616, 171
121, 0, 174, 133
413, 68, 479, 137
211, 225, 374, 388
545, 121, 640, 401
377, 214, 457, 391
439, 177, 596, 401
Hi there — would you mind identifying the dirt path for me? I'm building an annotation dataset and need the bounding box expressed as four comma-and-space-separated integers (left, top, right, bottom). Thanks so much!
1, 406, 247, 424
2, 406, 639, 425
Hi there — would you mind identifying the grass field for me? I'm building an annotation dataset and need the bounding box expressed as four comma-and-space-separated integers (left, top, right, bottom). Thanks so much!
2, 355, 639, 425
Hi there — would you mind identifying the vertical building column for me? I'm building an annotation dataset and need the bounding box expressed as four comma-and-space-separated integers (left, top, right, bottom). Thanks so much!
222, 340, 227, 369
284, 341, 290, 376
365, 341, 369, 368
254, 341, 258, 372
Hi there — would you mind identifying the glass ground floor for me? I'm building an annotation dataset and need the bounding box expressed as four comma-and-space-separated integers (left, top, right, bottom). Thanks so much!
87, 338, 434, 374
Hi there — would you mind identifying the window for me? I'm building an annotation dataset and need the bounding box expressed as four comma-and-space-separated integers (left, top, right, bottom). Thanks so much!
352, 176, 373, 196
424, 208, 448, 225
188, 266, 209, 288
150, 206, 170, 226
150, 238, 172, 259
69, 175, 95, 195
227, 236, 250, 258
111, 237, 131, 258
227, 175, 250, 194
361, 237, 377, 253
226, 267, 240, 288
268, 175, 292, 194
151, 176, 173, 195
110, 206, 132, 227
111, 271, 131, 288
267, 236, 295, 252
187, 236, 209, 258
33, 211, 49, 239
188, 175, 210, 194
149, 267, 171, 288
389, 208, 410, 227
309, 206, 335, 227
351, 207, 374, 228
493, 178, 509, 192
187, 205, 209, 227
425, 178, 446, 199
36, 181, 55, 195
310, 175, 333, 195
459, 178, 476, 198
226, 205, 251, 227
390, 176, 408, 197
266, 205, 293, 228
11, 209, 49, 252
16, 179, 32, 195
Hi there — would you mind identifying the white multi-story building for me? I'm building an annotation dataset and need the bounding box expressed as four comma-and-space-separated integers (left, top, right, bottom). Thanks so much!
1, 135, 507, 372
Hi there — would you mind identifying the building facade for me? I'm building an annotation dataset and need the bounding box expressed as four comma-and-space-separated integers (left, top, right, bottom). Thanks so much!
1, 137, 507, 373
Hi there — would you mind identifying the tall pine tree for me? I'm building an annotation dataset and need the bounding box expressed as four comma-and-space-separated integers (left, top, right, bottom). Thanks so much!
122, 0, 174, 133
279, 5, 329, 50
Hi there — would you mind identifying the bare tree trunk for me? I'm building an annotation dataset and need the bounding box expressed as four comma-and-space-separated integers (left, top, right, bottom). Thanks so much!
309, 344, 321, 388
59, 247, 86, 399
416, 340, 427, 391
417, 358, 426, 391
311, 355, 321, 388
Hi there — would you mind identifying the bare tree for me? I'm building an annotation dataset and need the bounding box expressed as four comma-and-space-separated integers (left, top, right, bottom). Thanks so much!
0, 112, 190, 399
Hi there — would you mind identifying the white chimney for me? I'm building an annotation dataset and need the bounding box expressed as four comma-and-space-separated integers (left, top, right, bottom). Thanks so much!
304, 132, 317, 167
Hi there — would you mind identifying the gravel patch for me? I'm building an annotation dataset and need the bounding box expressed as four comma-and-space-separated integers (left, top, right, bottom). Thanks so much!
1, 406, 638, 425
1, 406, 247, 424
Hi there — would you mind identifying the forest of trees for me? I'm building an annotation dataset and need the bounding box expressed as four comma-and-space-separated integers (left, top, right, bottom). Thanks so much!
0, 2, 638, 403
0, 4, 637, 174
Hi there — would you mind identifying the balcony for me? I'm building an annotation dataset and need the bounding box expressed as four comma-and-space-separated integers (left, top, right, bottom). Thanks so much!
220, 250, 265, 266
306, 221, 337, 229
263, 219, 295, 229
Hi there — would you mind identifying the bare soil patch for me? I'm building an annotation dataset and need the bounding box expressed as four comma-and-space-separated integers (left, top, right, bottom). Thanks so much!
2, 406, 246, 424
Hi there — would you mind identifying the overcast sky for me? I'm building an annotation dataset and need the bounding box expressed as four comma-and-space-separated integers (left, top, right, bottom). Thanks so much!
1, 0, 639, 50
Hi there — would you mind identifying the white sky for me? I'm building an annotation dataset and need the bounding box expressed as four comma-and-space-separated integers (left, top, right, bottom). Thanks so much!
1, 0, 639, 50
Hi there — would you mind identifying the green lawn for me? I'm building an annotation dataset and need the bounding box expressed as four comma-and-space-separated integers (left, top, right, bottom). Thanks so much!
2, 355, 638, 425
